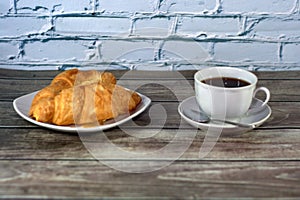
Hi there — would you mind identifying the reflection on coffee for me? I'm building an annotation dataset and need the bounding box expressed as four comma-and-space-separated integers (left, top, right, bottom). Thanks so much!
201, 77, 251, 88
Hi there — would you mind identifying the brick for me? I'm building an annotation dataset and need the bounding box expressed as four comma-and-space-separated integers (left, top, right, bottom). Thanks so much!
222, 0, 295, 13
100, 0, 156, 13
161, 41, 210, 61
100, 40, 158, 62
134, 18, 172, 37
176, 17, 239, 36
284, 44, 300, 63
214, 42, 278, 62
1, 0, 300, 71
0, 17, 48, 37
24, 40, 87, 60
159, 0, 216, 12
0, 0, 12, 15
55, 17, 131, 36
17, 0, 90, 13
252, 18, 300, 38
0, 42, 18, 59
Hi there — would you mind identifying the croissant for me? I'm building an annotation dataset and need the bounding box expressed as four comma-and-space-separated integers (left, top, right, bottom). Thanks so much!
29, 69, 141, 126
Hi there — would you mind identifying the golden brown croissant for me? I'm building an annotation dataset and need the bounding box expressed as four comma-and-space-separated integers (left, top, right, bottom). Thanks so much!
29, 69, 141, 126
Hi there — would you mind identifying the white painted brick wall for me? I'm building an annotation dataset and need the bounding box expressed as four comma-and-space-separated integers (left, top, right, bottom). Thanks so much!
55, 17, 131, 36
253, 18, 300, 38
214, 42, 279, 62
24, 40, 88, 60
0, 1, 11, 15
284, 44, 300, 62
100, 0, 157, 13
0, 0, 300, 71
159, 0, 216, 13
0, 43, 18, 59
161, 41, 210, 62
0, 17, 48, 37
222, 0, 295, 13
134, 18, 171, 37
176, 17, 239, 36
100, 40, 159, 62
16, 0, 91, 13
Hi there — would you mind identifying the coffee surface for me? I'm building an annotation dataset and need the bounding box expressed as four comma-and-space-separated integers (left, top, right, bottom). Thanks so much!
201, 77, 251, 88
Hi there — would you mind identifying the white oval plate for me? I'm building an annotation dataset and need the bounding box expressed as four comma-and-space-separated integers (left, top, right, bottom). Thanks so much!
178, 96, 272, 133
13, 91, 151, 133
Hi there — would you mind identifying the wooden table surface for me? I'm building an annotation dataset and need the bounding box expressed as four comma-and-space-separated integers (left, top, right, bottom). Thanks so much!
0, 68, 300, 199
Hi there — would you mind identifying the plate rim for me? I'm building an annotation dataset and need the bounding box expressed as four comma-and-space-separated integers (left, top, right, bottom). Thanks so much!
178, 96, 272, 130
13, 90, 151, 133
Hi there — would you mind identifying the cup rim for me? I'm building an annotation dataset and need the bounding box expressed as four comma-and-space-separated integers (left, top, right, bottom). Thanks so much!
194, 67, 257, 91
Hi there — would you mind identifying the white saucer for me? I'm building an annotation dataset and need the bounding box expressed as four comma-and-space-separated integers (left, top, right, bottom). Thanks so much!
178, 96, 272, 133
13, 90, 151, 133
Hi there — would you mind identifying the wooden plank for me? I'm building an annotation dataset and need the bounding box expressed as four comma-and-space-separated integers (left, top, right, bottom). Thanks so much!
0, 128, 299, 160
0, 69, 300, 199
128, 79, 300, 102
0, 68, 125, 80
0, 78, 50, 102
0, 160, 299, 198
264, 102, 300, 128
0, 128, 91, 160
1, 68, 300, 80
0, 69, 58, 80
115, 70, 300, 80
2, 101, 300, 128
1, 78, 300, 102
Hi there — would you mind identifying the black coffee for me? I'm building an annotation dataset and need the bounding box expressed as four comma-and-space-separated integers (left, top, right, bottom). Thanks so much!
201, 77, 251, 88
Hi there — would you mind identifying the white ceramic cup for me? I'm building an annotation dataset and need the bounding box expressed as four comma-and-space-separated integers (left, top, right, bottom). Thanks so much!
194, 67, 270, 120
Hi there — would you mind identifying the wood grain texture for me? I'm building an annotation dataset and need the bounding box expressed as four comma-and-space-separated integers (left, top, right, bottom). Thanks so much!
0, 69, 300, 199
2, 101, 300, 128
0, 128, 299, 160
0, 160, 299, 198
1, 68, 300, 80
1, 78, 300, 102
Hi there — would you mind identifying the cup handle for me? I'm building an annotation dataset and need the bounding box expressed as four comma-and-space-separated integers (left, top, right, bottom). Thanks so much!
253, 87, 270, 107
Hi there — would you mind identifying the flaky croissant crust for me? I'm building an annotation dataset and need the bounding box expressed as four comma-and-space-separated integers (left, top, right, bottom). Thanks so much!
29, 69, 141, 126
